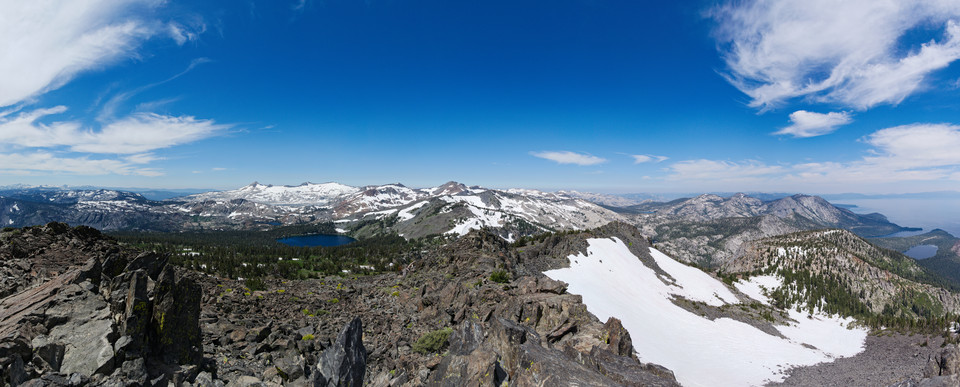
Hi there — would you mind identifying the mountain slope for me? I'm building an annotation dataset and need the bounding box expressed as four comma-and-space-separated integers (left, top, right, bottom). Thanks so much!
727, 229, 960, 325
178, 182, 359, 206
627, 193, 913, 237
541, 223, 868, 386
346, 187, 622, 240
1, 182, 622, 238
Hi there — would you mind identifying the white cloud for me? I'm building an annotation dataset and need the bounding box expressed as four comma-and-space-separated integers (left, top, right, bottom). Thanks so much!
631, 154, 669, 164
0, 0, 181, 108
531, 151, 607, 166
0, 107, 229, 154
713, 0, 960, 110
776, 110, 852, 138
0, 106, 228, 176
667, 123, 960, 191
0, 152, 162, 176
862, 123, 960, 169
77, 113, 228, 154
167, 22, 205, 46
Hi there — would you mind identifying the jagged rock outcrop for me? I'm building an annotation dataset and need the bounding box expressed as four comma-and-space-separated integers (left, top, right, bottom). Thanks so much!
312, 318, 366, 387
0, 223, 204, 385
152, 265, 203, 366
426, 317, 677, 387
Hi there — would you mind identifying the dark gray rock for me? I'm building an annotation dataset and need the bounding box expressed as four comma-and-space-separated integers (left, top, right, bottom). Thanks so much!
151, 265, 202, 365
124, 252, 168, 281
120, 270, 150, 357
45, 285, 117, 377
30, 336, 64, 372
312, 318, 366, 387
7, 354, 28, 386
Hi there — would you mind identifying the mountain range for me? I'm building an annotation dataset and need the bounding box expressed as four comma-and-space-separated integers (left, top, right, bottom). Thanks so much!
0, 182, 620, 240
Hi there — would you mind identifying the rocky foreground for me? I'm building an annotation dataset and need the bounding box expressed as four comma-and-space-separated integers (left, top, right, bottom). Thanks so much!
0, 222, 679, 386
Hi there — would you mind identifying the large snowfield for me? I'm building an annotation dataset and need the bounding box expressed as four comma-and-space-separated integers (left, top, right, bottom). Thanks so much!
544, 237, 867, 387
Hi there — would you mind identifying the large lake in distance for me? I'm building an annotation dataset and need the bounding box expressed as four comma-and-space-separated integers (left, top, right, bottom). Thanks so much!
831, 197, 960, 237
277, 234, 356, 247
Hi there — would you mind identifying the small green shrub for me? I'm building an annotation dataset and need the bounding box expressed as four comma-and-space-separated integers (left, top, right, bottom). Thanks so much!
413, 327, 453, 354
490, 270, 510, 284
328, 298, 339, 304
245, 278, 267, 291
302, 334, 315, 341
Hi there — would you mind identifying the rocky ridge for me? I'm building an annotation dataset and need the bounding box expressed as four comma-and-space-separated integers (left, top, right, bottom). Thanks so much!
0, 223, 203, 385
612, 193, 917, 267
0, 221, 679, 386
727, 229, 960, 317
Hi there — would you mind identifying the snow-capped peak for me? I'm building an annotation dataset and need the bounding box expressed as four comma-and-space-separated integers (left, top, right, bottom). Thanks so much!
177, 181, 360, 206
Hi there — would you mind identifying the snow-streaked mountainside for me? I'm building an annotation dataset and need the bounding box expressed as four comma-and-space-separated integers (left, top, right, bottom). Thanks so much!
545, 237, 867, 386
363, 186, 621, 240
0, 181, 622, 236
178, 182, 360, 206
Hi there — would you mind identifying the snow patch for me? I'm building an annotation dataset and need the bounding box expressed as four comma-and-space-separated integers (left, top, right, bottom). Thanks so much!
397, 201, 429, 222
544, 238, 867, 387
649, 247, 739, 306
734, 275, 781, 306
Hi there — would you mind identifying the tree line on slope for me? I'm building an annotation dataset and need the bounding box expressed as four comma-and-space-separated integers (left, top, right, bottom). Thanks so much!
109, 223, 436, 280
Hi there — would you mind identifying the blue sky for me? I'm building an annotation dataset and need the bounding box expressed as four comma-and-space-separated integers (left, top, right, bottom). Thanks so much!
1, 0, 960, 194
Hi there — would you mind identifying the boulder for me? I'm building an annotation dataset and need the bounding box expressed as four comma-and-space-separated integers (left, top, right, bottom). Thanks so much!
312, 318, 366, 387
45, 285, 117, 377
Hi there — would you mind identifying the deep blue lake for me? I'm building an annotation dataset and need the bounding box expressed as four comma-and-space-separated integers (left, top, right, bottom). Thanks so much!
277, 234, 356, 247
904, 244, 938, 260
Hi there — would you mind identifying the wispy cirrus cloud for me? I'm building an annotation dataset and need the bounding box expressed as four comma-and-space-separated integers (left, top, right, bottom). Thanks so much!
98, 58, 211, 122
531, 151, 607, 166
668, 123, 960, 191
0, 1, 219, 177
712, 0, 960, 110
775, 110, 852, 138
0, 0, 204, 109
0, 107, 229, 154
0, 106, 229, 176
631, 154, 669, 164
